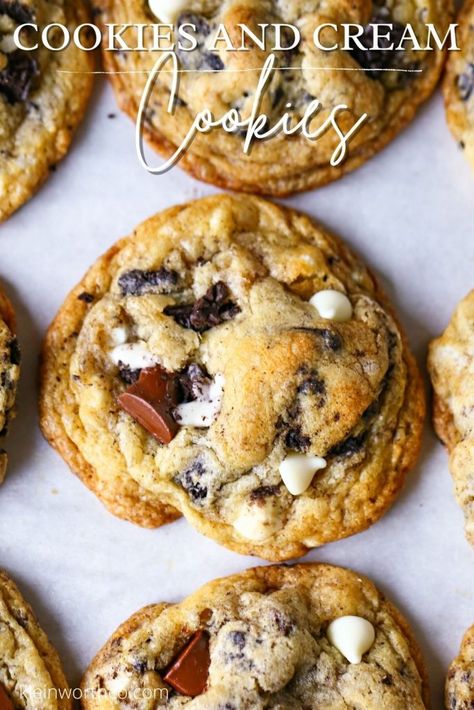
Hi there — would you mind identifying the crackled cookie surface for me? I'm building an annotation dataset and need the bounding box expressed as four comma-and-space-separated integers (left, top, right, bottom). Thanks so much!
93, 0, 450, 195
428, 290, 474, 546
81, 563, 429, 709
40, 195, 424, 560
446, 625, 474, 710
0, 570, 71, 709
444, 0, 474, 169
0, 0, 94, 222
0, 285, 19, 482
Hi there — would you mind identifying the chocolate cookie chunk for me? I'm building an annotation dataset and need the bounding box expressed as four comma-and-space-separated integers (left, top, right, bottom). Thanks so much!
444, 0, 474, 170
0, 284, 19, 483
40, 195, 424, 561
428, 290, 474, 546
92, 0, 451, 195
81, 563, 430, 708
0, 570, 72, 709
0, 0, 94, 221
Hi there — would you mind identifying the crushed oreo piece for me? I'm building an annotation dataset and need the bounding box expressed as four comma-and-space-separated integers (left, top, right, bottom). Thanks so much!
8, 338, 20, 366
175, 460, 208, 501
203, 52, 224, 71
298, 369, 326, 397
118, 363, 141, 386
0, 51, 38, 104
349, 9, 418, 81
285, 428, 310, 452
78, 292, 94, 303
249, 485, 279, 503
272, 610, 296, 637
0, 0, 34, 24
118, 268, 179, 297
314, 328, 342, 352
178, 363, 211, 403
329, 432, 367, 458
164, 282, 240, 333
458, 64, 474, 102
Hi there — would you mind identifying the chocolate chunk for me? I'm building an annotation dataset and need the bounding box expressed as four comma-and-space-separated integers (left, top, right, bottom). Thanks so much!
8, 338, 20, 365
458, 64, 474, 102
164, 282, 240, 333
0, 684, 13, 710
118, 363, 141, 385
78, 291, 94, 303
118, 268, 179, 296
349, 9, 418, 81
178, 363, 211, 402
0, 51, 38, 104
0, 1, 34, 24
163, 630, 210, 697
175, 460, 207, 501
329, 432, 367, 458
118, 366, 179, 444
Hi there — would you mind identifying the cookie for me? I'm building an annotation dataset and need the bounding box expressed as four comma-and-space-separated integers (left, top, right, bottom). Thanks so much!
444, 0, 474, 170
0, 570, 72, 709
81, 563, 429, 708
428, 290, 474, 546
446, 625, 474, 710
0, 0, 94, 222
92, 0, 451, 195
40, 195, 425, 560
0, 284, 19, 483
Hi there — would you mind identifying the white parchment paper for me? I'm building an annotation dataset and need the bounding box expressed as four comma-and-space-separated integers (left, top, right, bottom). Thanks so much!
0, 78, 472, 708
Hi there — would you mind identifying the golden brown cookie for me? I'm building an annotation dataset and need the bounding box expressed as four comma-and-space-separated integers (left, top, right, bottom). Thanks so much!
40, 195, 425, 561
0, 283, 19, 482
81, 563, 429, 709
0, 570, 72, 709
428, 290, 474, 546
0, 0, 94, 222
93, 0, 451, 195
444, 0, 474, 170
446, 625, 474, 710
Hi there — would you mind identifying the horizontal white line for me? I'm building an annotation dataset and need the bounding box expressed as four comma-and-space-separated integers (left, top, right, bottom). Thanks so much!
58, 65, 423, 75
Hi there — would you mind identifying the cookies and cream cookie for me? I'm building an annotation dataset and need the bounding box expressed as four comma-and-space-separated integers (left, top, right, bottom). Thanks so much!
0, 570, 72, 709
93, 0, 451, 195
0, 284, 19, 482
40, 195, 424, 560
444, 0, 474, 170
0, 0, 94, 222
81, 563, 429, 708
446, 625, 474, 710
428, 290, 474, 546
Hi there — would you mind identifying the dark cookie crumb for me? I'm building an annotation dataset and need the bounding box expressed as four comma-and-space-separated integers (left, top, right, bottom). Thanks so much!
0, 51, 38, 104
329, 432, 367, 458
285, 428, 311, 452
178, 363, 211, 403
0, 0, 34, 25
164, 282, 240, 333
249, 485, 280, 503
118, 363, 140, 385
118, 268, 179, 297
8, 338, 20, 366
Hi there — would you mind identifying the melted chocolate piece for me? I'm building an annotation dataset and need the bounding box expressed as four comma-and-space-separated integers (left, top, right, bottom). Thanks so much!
349, 9, 418, 81
458, 63, 474, 102
118, 366, 179, 444
118, 268, 179, 296
0, 51, 38, 104
163, 630, 210, 697
0, 684, 13, 710
164, 282, 240, 333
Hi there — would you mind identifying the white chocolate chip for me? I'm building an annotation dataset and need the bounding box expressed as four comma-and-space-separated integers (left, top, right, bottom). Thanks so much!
310, 290, 352, 322
110, 326, 129, 346
233, 500, 281, 542
279, 454, 327, 495
174, 373, 224, 428
109, 343, 159, 370
327, 616, 375, 664
148, 0, 188, 23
